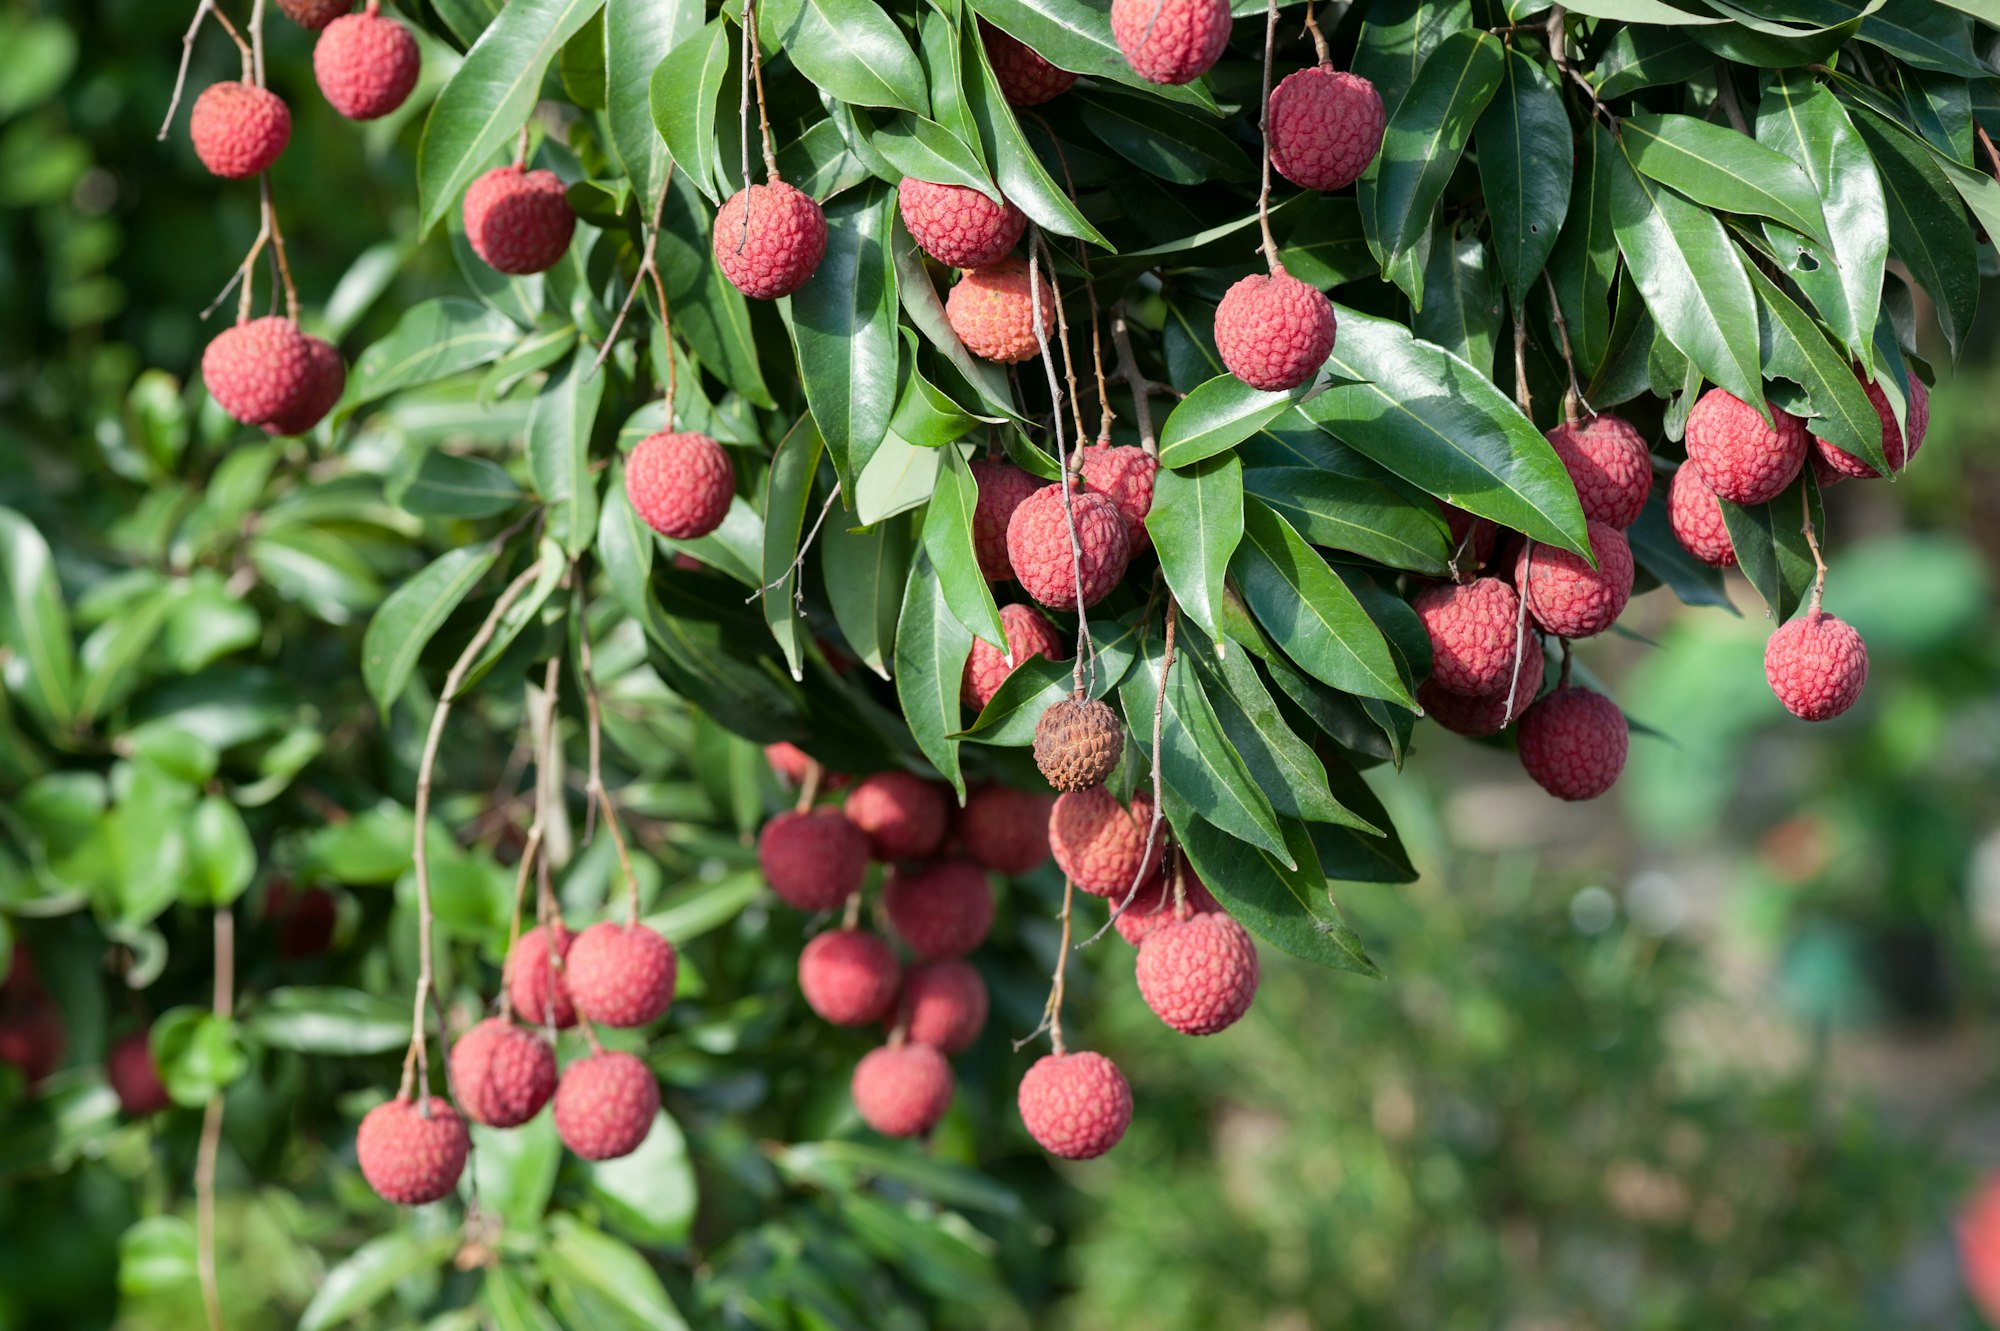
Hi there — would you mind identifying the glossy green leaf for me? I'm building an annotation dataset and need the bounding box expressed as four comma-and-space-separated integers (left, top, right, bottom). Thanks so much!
182, 797, 253, 907
1412, 223, 1500, 373
1627, 490, 1735, 614
388, 448, 526, 518
894, 554, 972, 796
1593, 24, 1714, 99
960, 618, 1135, 745
245, 988, 412, 1055
789, 182, 899, 493
921, 447, 1008, 649
1622, 112, 1830, 245
821, 513, 912, 678
1146, 452, 1241, 646
1748, 265, 1886, 475
1547, 118, 1617, 379
1351, 0, 1475, 114
151, 1007, 247, 1108
760, 0, 927, 112
1476, 50, 1571, 306
658, 176, 773, 407
1242, 467, 1452, 576
893, 220, 1016, 416
1176, 815, 1378, 975
301, 1233, 459, 1331
584, 1111, 698, 1245
871, 112, 994, 196
760, 417, 826, 679
968, 0, 1217, 110
343, 298, 520, 411
526, 345, 606, 556
485, 1267, 563, 1331
360, 544, 500, 715
1719, 471, 1825, 622
1157, 374, 1308, 469
959, 16, 1110, 248
1369, 29, 1505, 266
1076, 87, 1250, 186
649, 18, 730, 204
607, 0, 702, 210
1850, 106, 1979, 358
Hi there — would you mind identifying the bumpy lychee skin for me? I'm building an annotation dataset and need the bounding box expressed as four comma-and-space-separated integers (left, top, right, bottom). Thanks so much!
1268, 64, 1385, 191
1815, 370, 1929, 481
107, 1032, 171, 1117
449, 1018, 557, 1128
1515, 521, 1634, 640
1136, 912, 1259, 1035
1546, 414, 1652, 529
1033, 697, 1124, 792
1412, 577, 1523, 698
314, 6, 420, 121
1215, 267, 1337, 391
1419, 633, 1543, 738
1113, 870, 1222, 946
969, 460, 1041, 582
279, 0, 352, 28
957, 785, 1056, 876
1684, 389, 1808, 506
625, 431, 734, 540
946, 257, 1058, 364
1050, 787, 1159, 898
883, 860, 995, 958
896, 959, 989, 1054
1516, 686, 1628, 801
1662, 464, 1734, 569
714, 182, 827, 299
758, 808, 871, 912
1078, 443, 1158, 552
844, 771, 950, 862
963, 603, 1067, 709
980, 19, 1077, 106
1007, 485, 1131, 610
190, 81, 291, 179
262, 335, 345, 436
1111, 0, 1231, 85
357, 1097, 470, 1205
553, 1051, 659, 1161
464, 165, 576, 275
203, 317, 316, 428
851, 1043, 954, 1138
1019, 1051, 1131, 1160
507, 923, 577, 1030
798, 930, 901, 1027
899, 178, 1026, 269
1764, 611, 1868, 722
567, 922, 677, 1028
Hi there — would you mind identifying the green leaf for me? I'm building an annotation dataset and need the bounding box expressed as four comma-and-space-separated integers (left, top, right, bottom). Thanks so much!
1859, 0, 1987, 77
1145, 452, 1241, 647
789, 182, 900, 494
870, 112, 994, 196
1720, 471, 1824, 622
960, 16, 1110, 248
389, 448, 526, 518
1308, 761, 1418, 883
759, 417, 826, 679
245, 988, 412, 1055
968, 0, 1218, 110
528, 344, 606, 556
920, 449, 1008, 649
458, 537, 568, 692
1075, 87, 1250, 186
0, 507, 77, 731
345, 298, 521, 409
1351, 0, 1475, 114
1622, 111, 1831, 245
894, 554, 973, 795
361, 544, 500, 715
183, 797, 254, 908
892, 219, 1016, 416
658, 175, 773, 405
1157, 374, 1308, 469
606, 0, 702, 211
485, 1267, 563, 1331
74, 585, 174, 725
1412, 222, 1500, 373
960, 619, 1136, 745
649, 18, 730, 204
584, 1111, 698, 1245
151, 1008, 248, 1109
1368, 28, 1505, 267
1547, 119, 1617, 380
472, 1114, 562, 1229
1176, 816, 1378, 975
118, 1217, 198, 1297
543, 1214, 690, 1331
1850, 105, 1979, 358
855, 432, 943, 524
300, 1233, 459, 1331
821, 514, 912, 679
1593, 24, 1714, 99
1627, 490, 1735, 614
1242, 467, 1451, 576
1747, 265, 1886, 475
761, 0, 926, 112
1475, 50, 1571, 307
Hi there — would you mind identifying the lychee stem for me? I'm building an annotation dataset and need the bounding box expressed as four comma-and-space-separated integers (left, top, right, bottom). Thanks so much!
1047, 877, 1076, 1056
593, 173, 675, 382
1513, 308, 1534, 419
1255, 0, 1283, 272
160, 0, 254, 141
1501, 586, 1535, 727
1541, 270, 1591, 422
248, 0, 266, 88
1557, 636, 1574, 689
795, 758, 823, 813
514, 123, 530, 170
1025, 233, 1098, 698
740, 0, 782, 184
578, 593, 643, 927
1303, 0, 1331, 66
499, 823, 545, 1010
840, 889, 863, 931
1109, 304, 1158, 457
1081, 596, 1176, 950
1800, 483, 1828, 616
194, 906, 233, 1331
1978, 122, 2000, 185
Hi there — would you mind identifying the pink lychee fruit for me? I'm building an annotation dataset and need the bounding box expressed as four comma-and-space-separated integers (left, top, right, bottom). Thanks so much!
714, 181, 827, 299
1412, 577, 1524, 698
1684, 388, 1807, 506
1111, 0, 1231, 85
0, 1004, 64, 1085
356, 1096, 470, 1205
1764, 611, 1868, 722
624, 431, 735, 540
1215, 266, 1337, 391
757, 808, 871, 912
962, 603, 1068, 710
896, 958, 989, 1054
314, 5, 420, 121
553, 1050, 658, 1161
203, 317, 316, 428
1006, 485, 1131, 610
1516, 686, 1628, 801
851, 1043, 954, 1138
898, 178, 1026, 269
261, 335, 345, 436
566, 922, 677, 1028
507, 922, 577, 1030
190, 81, 291, 178
449, 1017, 557, 1128
1112, 869, 1222, 946
956, 784, 1056, 876
1546, 414, 1652, 529
1078, 442, 1158, 552
1268, 64, 1385, 191
463, 165, 577, 275
970, 460, 1041, 582
1814, 369, 1929, 482
1667, 463, 1736, 568
945, 258, 1058, 363
843, 771, 950, 862
979, 19, 1077, 105
107, 1031, 171, 1116
883, 859, 995, 958
1136, 911, 1259, 1035
1018, 1050, 1131, 1159
1515, 520, 1634, 640
278, 0, 352, 28
1418, 631, 1544, 738
1049, 786, 1160, 898
798, 929, 902, 1027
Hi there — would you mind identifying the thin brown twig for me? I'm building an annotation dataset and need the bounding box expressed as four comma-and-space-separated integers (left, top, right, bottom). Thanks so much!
1110, 304, 1159, 456
1035, 232, 1090, 447
1303, 0, 1331, 65
748, 484, 842, 605
745, 0, 780, 182
1713, 64, 1749, 134
248, 0, 266, 87
1026, 231, 1098, 698
209, 200, 273, 323
1541, 269, 1589, 422
1800, 484, 1828, 615
161, 0, 251, 140
261, 176, 299, 324
1256, 0, 1283, 271
595, 179, 673, 373
1978, 122, 2000, 183
195, 906, 234, 1331
1513, 308, 1533, 419
577, 590, 642, 925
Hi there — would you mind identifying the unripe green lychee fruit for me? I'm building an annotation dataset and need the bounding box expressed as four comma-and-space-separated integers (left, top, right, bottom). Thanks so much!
1764, 611, 1868, 721
202, 317, 316, 429
798, 929, 901, 1027
1418, 631, 1543, 738
449, 1018, 556, 1128
553, 1051, 658, 1161
1545, 414, 1652, 529
107, 1030, 171, 1117
357, 1096, 469, 1205
507, 922, 577, 1030
956, 784, 1056, 876
1050, 786, 1159, 898
1018, 1051, 1131, 1159
190, 81, 291, 178
1078, 443, 1158, 552
1684, 388, 1807, 506
1033, 696, 1124, 791
278, 0, 352, 29
979, 19, 1077, 105
969, 460, 1040, 581
844, 771, 950, 862
1814, 369, 1929, 482
895, 958, 989, 1054
946, 258, 1058, 364
314, 5, 420, 121
464, 165, 576, 275
898, 178, 1026, 269
1515, 520, 1634, 640
1516, 686, 1628, 801
714, 181, 826, 299
883, 860, 995, 958
566, 922, 677, 1028
1006, 485, 1131, 610
1136, 911, 1259, 1035
1268, 64, 1384, 191
851, 1043, 954, 1138
1110, 0, 1230, 85
624, 431, 734, 540
757, 808, 870, 912
1215, 266, 1337, 391
1412, 576, 1524, 698
963, 603, 1067, 710
1667, 463, 1736, 568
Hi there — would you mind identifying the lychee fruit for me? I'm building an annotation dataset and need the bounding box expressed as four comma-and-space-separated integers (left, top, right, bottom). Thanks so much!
1412, 577, 1524, 698
624, 431, 734, 540
979, 19, 1077, 105
1764, 611, 1868, 722
1007, 485, 1131, 610
448, 1017, 556, 1128
1815, 369, 1929, 481
314, 5, 420, 121
713, 181, 827, 299
463, 165, 576, 276
945, 257, 1058, 364
1111, 0, 1231, 85
553, 1051, 659, 1161
1684, 388, 1808, 506
1438, 500, 1498, 570
758, 807, 871, 912
765, 743, 849, 789
896, 958, 988, 1054
1546, 414, 1652, 529
1515, 520, 1634, 640
1516, 686, 1628, 801
899, 178, 1025, 270
0, 1004, 64, 1085
107, 1031, 171, 1116
1113, 869, 1222, 946
956, 785, 1056, 876
566, 922, 677, 1028
265, 879, 338, 957
203, 317, 316, 428
190, 81, 291, 179
1136, 911, 1259, 1035
963, 603, 1067, 710
851, 1043, 954, 1138
278, 0, 352, 28
1418, 631, 1544, 738
261, 335, 345, 436
843, 771, 950, 862
1050, 786, 1160, 898
507, 922, 576, 1030
798, 929, 902, 1027
1666, 463, 1736, 569
1268, 64, 1385, 191
356, 1096, 470, 1205
970, 460, 1041, 582
1215, 266, 1338, 392
1018, 1051, 1131, 1159
1078, 443, 1158, 552
883, 860, 995, 958
1033, 696, 1124, 792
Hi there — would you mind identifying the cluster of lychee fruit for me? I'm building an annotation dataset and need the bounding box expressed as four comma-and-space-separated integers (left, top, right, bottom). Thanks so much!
0, 948, 173, 1116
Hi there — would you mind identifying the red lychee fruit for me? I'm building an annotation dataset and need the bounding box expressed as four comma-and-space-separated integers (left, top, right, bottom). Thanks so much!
765, 742, 813, 784
898, 178, 1026, 270
1667, 463, 1736, 569
1958, 1174, 2000, 1323
851, 1043, 954, 1138
464, 165, 576, 276
1268, 64, 1384, 191
1685, 388, 1807, 506
203, 317, 316, 429
896, 958, 989, 1054
261, 335, 345, 437
1112, 869, 1222, 946
1136, 911, 1259, 1035
970, 459, 1041, 582
265, 879, 338, 957
553, 1050, 658, 1161
1515, 520, 1634, 640
0, 1005, 64, 1086
278, 0, 352, 28
356, 1096, 469, 1205
1111, 0, 1231, 85
1764, 611, 1868, 722
1050, 786, 1160, 898
758, 808, 872, 912
714, 181, 827, 299
1006, 485, 1131, 610
107, 1031, 171, 1116
1815, 369, 1929, 482
956, 785, 1056, 876
963, 603, 1067, 710
314, 5, 420, 121
798, 929, 902, 1027
1546, 414, 1652, 529
1418, 630, 1544, 738
1215, 266, 1337, 392
1412, 577, 1524, 698
844, 771, 950, 862
448, 1017, 556, 1128
979, 19, 1077, 106
507, 922, 576, 1030
624, 431, 734, 540
946, 257, 1058, 364
1018, 1051, 1131, 1159
190, 81, 291, 179
1438, 500, 1498, 570
883, 860, 995, 958
1516, 686, 1628, 801
566, 922, 677, 1028
1078, 443, 1158, 552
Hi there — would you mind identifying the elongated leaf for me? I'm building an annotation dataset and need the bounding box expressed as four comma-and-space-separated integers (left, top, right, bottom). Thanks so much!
388, 449, 525, 518
584, 1110, 697, 1245
1176, 816, 1378, 975
246, 987, 411, 1055
1076, 87, 1250, 185
871, 112, 994, 196
760, 0, 927, 112
1720, 472, 1824, 622
485, 1267, 563, 1331
1547, 118, 1616, 379
760, 418, 825, 678
960, 17, 1110, 247
1593, 24, 1713, 99
1157, 374, 1308, 469
1627, 491, 1735, 614
1243, 468, 1451, 575
301, 1233, 458, 1331
608, 0, 702, 210
1351, 0, 1476, 115
658, 176, 773, 406
1859, 0, 1986, 77
921, 448, 1008, 649
649, 19, 729, 204
1850, 106, 1979, 358
1747, 266, 1885, 475
960, 619, 1136, 746
821, 514, 912, 678
895, 555, 973, 795
1146, 453, 1240, 646
893, 220, 1016, 417
543, 1216, 689, 1331
789, 182, 899, 494
1623, 112, 1830, 245
1370, 29, 1505, 267
968, 0, 1218, 110
527, 345, 605, 555
343, 299, 520, 410
1476, 50, 1571, 306
361, 544, 500, 714
74, 586, 173, 725
1412, 223, 1500, 373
